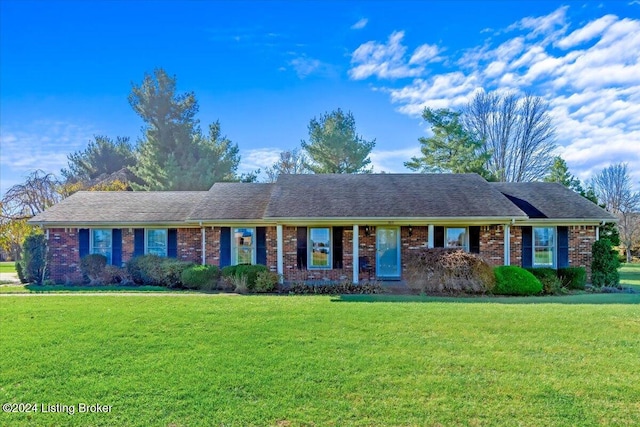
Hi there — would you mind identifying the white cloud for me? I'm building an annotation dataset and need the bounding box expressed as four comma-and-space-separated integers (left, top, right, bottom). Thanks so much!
556, 14, 617, 49
351, 18, 368, 30
349, 31, 440, 80
348, 6, 640, 188
369, 147, 422, 173
289, 56, 334, 78
238, 147, 282, 175
0, 120, 95, 196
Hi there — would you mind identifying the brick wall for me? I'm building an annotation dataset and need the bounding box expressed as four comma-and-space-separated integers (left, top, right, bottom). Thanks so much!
568, 225, 596, 281
47, 228, 82, 283
177, 228, 202, 263
479, 225, 505, 266
510, 226, 523, 266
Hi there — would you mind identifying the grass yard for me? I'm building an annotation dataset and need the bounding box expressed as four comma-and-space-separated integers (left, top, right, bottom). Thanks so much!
620, 263, 640, 290
0, 261, 16, 273
1, 296, 639, 426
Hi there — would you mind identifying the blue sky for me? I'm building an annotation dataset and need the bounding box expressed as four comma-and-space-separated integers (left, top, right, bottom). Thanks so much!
1, 0, 639, 196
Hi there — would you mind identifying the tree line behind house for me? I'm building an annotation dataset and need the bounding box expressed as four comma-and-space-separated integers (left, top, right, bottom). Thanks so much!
1, 68, 638, 262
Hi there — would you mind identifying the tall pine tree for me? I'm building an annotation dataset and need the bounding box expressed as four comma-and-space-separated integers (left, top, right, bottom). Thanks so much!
129, 68, 240, 190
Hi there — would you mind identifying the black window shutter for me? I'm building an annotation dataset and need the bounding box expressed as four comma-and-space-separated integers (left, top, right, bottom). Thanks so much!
469, 226, 480, 254
256, 227, 267, 265
522, 226, 533, 268
112, 229, 122, 266
434, 226, 445, 248
332, 227, 343, 269
79, 229, 90, 258
557, 226, 569, 268
168, 229, 178, 258
133, 229, 145, 257
220, 227, 231, 267
297, 226, 307, 269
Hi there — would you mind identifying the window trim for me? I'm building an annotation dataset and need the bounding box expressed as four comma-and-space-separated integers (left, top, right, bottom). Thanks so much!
232, 227, 256, 265
532, 226, 556, 268
145, 228, 168, 257
90, 229, 113, 264
308, 227, 332, 270
445, 227, 468, 251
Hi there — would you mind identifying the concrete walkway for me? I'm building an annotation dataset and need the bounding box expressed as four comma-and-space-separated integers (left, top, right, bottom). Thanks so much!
0, 271, 20, 284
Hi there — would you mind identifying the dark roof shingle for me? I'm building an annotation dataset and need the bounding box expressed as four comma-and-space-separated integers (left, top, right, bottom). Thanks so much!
265, 174, 527, 219
491, 182, 616, 220
29, 191, 206, 225
188, 183, 275, 221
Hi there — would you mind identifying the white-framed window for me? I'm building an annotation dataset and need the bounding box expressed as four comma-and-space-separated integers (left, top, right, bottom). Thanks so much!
232, 228, 255, 265
533, 227, 555, 267
146, 229, 168, 257
91, 229, 112, 264
309, 227, 331, 269
446, 227, 467, 250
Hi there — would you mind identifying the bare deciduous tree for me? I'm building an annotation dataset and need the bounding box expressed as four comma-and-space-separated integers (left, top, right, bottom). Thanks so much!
1, 170, 61, 220
590, 163, 640, 263
464, 91, 556, 182
264, 149, 310, 183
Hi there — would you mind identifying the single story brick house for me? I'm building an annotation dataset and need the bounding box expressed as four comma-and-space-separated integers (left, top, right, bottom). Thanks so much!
29, 173, 616, 284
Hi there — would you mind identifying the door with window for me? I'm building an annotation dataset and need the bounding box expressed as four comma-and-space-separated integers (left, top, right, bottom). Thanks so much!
376, 227, 400, 278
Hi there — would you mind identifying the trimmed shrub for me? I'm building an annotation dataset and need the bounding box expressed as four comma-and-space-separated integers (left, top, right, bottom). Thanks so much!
558, 267, 586, 290
591, 239, 620, 287
283, 280, 384, 295
19, 233, 48, 284
221, 264, 269, 291
254, 270, 280, 293
99, 265, 132, 285
80, 254, 108, 284
181, 265, 220, 290
15, 261, 26, 284
493, 266, 543, 296
526, 268, 562, 295
126, 255, 194, 287
404, 248, 495, 294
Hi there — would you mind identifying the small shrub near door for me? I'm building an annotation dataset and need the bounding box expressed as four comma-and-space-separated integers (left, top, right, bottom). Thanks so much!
591, 239, 620, 288
557, 267, 586, 290
80, 254, 108, 285
221, 264, 269, 291
181, 265, 220, 291
493, 266, 543, 296
253, 270, 280, 293
126, 255, 194, 287
404, 248, 495, 294
526, 268, 563, 295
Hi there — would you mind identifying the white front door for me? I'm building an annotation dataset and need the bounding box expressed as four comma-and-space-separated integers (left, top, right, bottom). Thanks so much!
376, 227, 400, 278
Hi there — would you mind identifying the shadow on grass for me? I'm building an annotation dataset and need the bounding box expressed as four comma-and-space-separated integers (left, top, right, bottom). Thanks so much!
24, 284, 172, 293
333, 293, 640, 305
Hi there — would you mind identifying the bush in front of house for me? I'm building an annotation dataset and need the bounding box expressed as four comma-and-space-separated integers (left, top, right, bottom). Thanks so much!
404, 248, 495, 295
80, 254, 108, 284
493, 266, 543, 296
181, 265, 220, 290
126, 255, 194, 287
591, 238, 620, 288
526, 267, 563, 295
253, 270, 280, 293
221, 264, 269, 291
19, 232, 48, 285
557, 267, 586, 290
282, 280, 385, 295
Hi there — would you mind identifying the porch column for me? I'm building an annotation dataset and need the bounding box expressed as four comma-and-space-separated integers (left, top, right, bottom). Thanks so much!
504, 224, 511, 266
427, 224, 434, 248
353, 225, 359, 284
596, 226, 599, 241
201, 226, 206, 265
276, 224, 284, 283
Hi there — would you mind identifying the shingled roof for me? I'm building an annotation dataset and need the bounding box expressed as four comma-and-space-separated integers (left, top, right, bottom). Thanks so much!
492, 182, 616, 220
188, 183, 275, 221
264, 174, 527, 219
29, 191, 206, 226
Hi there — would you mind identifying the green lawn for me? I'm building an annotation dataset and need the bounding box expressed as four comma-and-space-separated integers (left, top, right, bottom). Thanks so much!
1, 295, 639, 426
0, 261, 16, 273
620, 262, 640, 290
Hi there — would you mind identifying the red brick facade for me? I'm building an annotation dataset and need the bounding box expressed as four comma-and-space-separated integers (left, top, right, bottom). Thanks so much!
44, 223, 599, 284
